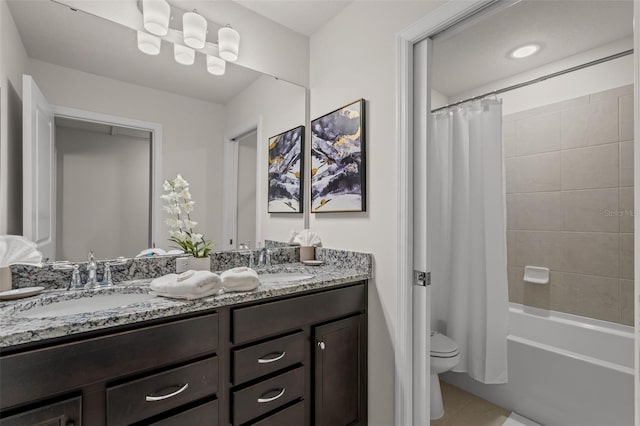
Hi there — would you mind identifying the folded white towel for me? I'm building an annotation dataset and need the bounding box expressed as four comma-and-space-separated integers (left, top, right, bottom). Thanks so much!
0, 235, 43, 267
221, 267, 259, 292
150, 270, 221, 300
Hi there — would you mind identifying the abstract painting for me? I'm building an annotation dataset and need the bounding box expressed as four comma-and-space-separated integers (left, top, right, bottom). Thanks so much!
311, 99, 366, 213
268, 125, 304, 213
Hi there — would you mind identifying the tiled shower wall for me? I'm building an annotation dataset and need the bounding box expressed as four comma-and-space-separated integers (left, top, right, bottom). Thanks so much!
504, 84, 634, 325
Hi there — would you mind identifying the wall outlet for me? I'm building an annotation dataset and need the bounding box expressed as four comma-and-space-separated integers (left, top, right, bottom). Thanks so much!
176, 257, 189, 273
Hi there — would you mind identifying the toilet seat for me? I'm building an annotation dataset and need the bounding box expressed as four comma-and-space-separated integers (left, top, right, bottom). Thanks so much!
430, 332, 459, 358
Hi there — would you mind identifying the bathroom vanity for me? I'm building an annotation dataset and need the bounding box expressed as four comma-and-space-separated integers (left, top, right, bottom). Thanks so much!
0, 256, 369, 426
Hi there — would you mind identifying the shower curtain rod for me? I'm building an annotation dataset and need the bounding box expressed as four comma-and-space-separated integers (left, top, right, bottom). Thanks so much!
431, 49, 634, 113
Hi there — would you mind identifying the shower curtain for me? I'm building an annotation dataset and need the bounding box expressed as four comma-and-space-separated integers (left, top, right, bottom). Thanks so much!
428, 99, 509, 384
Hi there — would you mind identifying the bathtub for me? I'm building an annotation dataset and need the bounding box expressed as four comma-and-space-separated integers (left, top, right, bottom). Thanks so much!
442, 303, 634, 426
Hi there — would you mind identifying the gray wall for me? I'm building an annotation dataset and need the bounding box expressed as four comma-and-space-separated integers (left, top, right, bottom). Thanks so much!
56, 126, 150, 261
505, 84, 634, 325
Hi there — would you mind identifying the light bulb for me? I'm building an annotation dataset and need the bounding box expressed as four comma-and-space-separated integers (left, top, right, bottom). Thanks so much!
137, 31, 161, 55
207, 55, 226, 76
174, 44, 195, 65
142, 0, 170, 36
218, 26, 240, 62
183, 11, 207, 49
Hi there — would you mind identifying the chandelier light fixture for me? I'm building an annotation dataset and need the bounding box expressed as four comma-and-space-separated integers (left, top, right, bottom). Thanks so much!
137, 2, 240, 76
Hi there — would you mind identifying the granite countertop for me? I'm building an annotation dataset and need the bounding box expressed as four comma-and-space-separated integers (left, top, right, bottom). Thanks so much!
0, 263, 371, 349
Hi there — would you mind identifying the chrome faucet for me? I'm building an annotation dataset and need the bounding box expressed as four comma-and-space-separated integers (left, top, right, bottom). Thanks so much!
86, 251, 97, 288
257, 247, 271, 268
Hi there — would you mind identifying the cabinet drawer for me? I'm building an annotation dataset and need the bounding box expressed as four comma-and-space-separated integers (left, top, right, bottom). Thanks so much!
232, 367, 304, 426
0, 395, 81, 426
249, 400, 305, 426
107, 356, 218, 426
233, 332, 305, 385
233, 284, 365, 343
1, 313, 218, 410
150, 399, 218, 426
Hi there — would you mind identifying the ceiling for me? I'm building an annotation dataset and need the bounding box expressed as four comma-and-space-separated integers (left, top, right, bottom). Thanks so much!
431, 0, 634, 99
233, 0, 351, 36
8, 0, 264, 104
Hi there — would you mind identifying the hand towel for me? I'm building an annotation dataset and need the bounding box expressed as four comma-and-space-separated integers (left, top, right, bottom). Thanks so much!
150, 270, 221, 300
221, 267, 259, 292
0, 235, 43, 267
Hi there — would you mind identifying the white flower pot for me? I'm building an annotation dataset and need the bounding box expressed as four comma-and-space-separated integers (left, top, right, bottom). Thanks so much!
188, 256, 210, 271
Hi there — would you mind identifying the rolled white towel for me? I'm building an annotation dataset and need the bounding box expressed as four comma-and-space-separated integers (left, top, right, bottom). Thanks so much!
221, 267, 259, 292
150, 270, 221, 300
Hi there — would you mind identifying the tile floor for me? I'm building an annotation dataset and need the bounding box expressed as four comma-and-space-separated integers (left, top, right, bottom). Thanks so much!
431, 382, 511, 426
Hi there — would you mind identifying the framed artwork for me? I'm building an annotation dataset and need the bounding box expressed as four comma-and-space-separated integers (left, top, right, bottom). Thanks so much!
311, 99, 366, 213
268, 125, 305, 213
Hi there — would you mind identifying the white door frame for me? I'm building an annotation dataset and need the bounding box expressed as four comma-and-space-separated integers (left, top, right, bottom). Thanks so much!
394, 1, 504, 424
222, 117, 262, 250
396, 1, 640, 424
51, 105, 163, 248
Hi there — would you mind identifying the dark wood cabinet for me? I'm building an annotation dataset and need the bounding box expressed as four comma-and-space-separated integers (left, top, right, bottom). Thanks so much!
314, 315, 367, 426
0, 281, 367, 426
0, 396, 81, 426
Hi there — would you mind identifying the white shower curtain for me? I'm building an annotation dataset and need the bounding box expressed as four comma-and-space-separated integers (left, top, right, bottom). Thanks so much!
428, 99, 509, 384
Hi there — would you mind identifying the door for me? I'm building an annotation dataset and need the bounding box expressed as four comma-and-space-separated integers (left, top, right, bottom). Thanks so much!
0, 396, 81, 426
22, 75, 55, 261
412, 38, 431, 425
313, 315, 366, 426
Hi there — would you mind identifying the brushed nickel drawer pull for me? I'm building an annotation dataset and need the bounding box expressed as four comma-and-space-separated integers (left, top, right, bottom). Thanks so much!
258, 351, 286, 364
145, 383, 189, 402
257, 388, 285, 403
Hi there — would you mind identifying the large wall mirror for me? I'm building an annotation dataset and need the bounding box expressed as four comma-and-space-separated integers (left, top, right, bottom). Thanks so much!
9, 0, 306, 262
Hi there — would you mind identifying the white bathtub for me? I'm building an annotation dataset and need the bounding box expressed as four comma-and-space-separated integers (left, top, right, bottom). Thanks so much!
442, 303, 634, 426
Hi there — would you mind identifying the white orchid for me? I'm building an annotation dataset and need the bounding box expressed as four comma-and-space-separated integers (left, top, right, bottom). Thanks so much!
161, 174, 212, 258
183, 219, 198, 229
174, 174, 189, 189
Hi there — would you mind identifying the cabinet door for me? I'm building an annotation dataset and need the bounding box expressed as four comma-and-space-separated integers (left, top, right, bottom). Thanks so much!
0, 396, 81, 426
313, 315, 366, 426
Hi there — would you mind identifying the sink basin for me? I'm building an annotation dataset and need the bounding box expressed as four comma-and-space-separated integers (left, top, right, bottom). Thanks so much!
16, 292, 154, 318
259, 273, 314, 284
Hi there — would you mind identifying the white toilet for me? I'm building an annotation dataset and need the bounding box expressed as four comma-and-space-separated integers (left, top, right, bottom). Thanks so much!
430, 331, 461, 420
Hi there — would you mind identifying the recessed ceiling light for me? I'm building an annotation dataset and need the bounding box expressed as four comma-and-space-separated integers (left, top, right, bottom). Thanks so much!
509, 43, 541, 59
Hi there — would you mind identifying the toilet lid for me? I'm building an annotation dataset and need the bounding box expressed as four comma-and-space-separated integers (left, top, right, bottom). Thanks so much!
430, 332, 459, 357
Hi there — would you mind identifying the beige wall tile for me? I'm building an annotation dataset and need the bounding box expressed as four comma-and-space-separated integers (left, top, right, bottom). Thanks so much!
508, 230, 563, 270
561, 97, 619, 149
507, 266, 524, 304
561, 144, 619, 190
551, 272, 620, 322
507, 151, 561, 193
561, 189, 619, 233
515, 113, 561, 156
590, 84, 633, 103
560, 232, 619, 277
619, 94, 634, 142
505, 95, 589, 122
620, 187, 634, 233
620, 279, 634, 326
620, 233, 634, 280
503, 120, 517, 158
619, 141, 634, 187
507, 192, 562, 231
